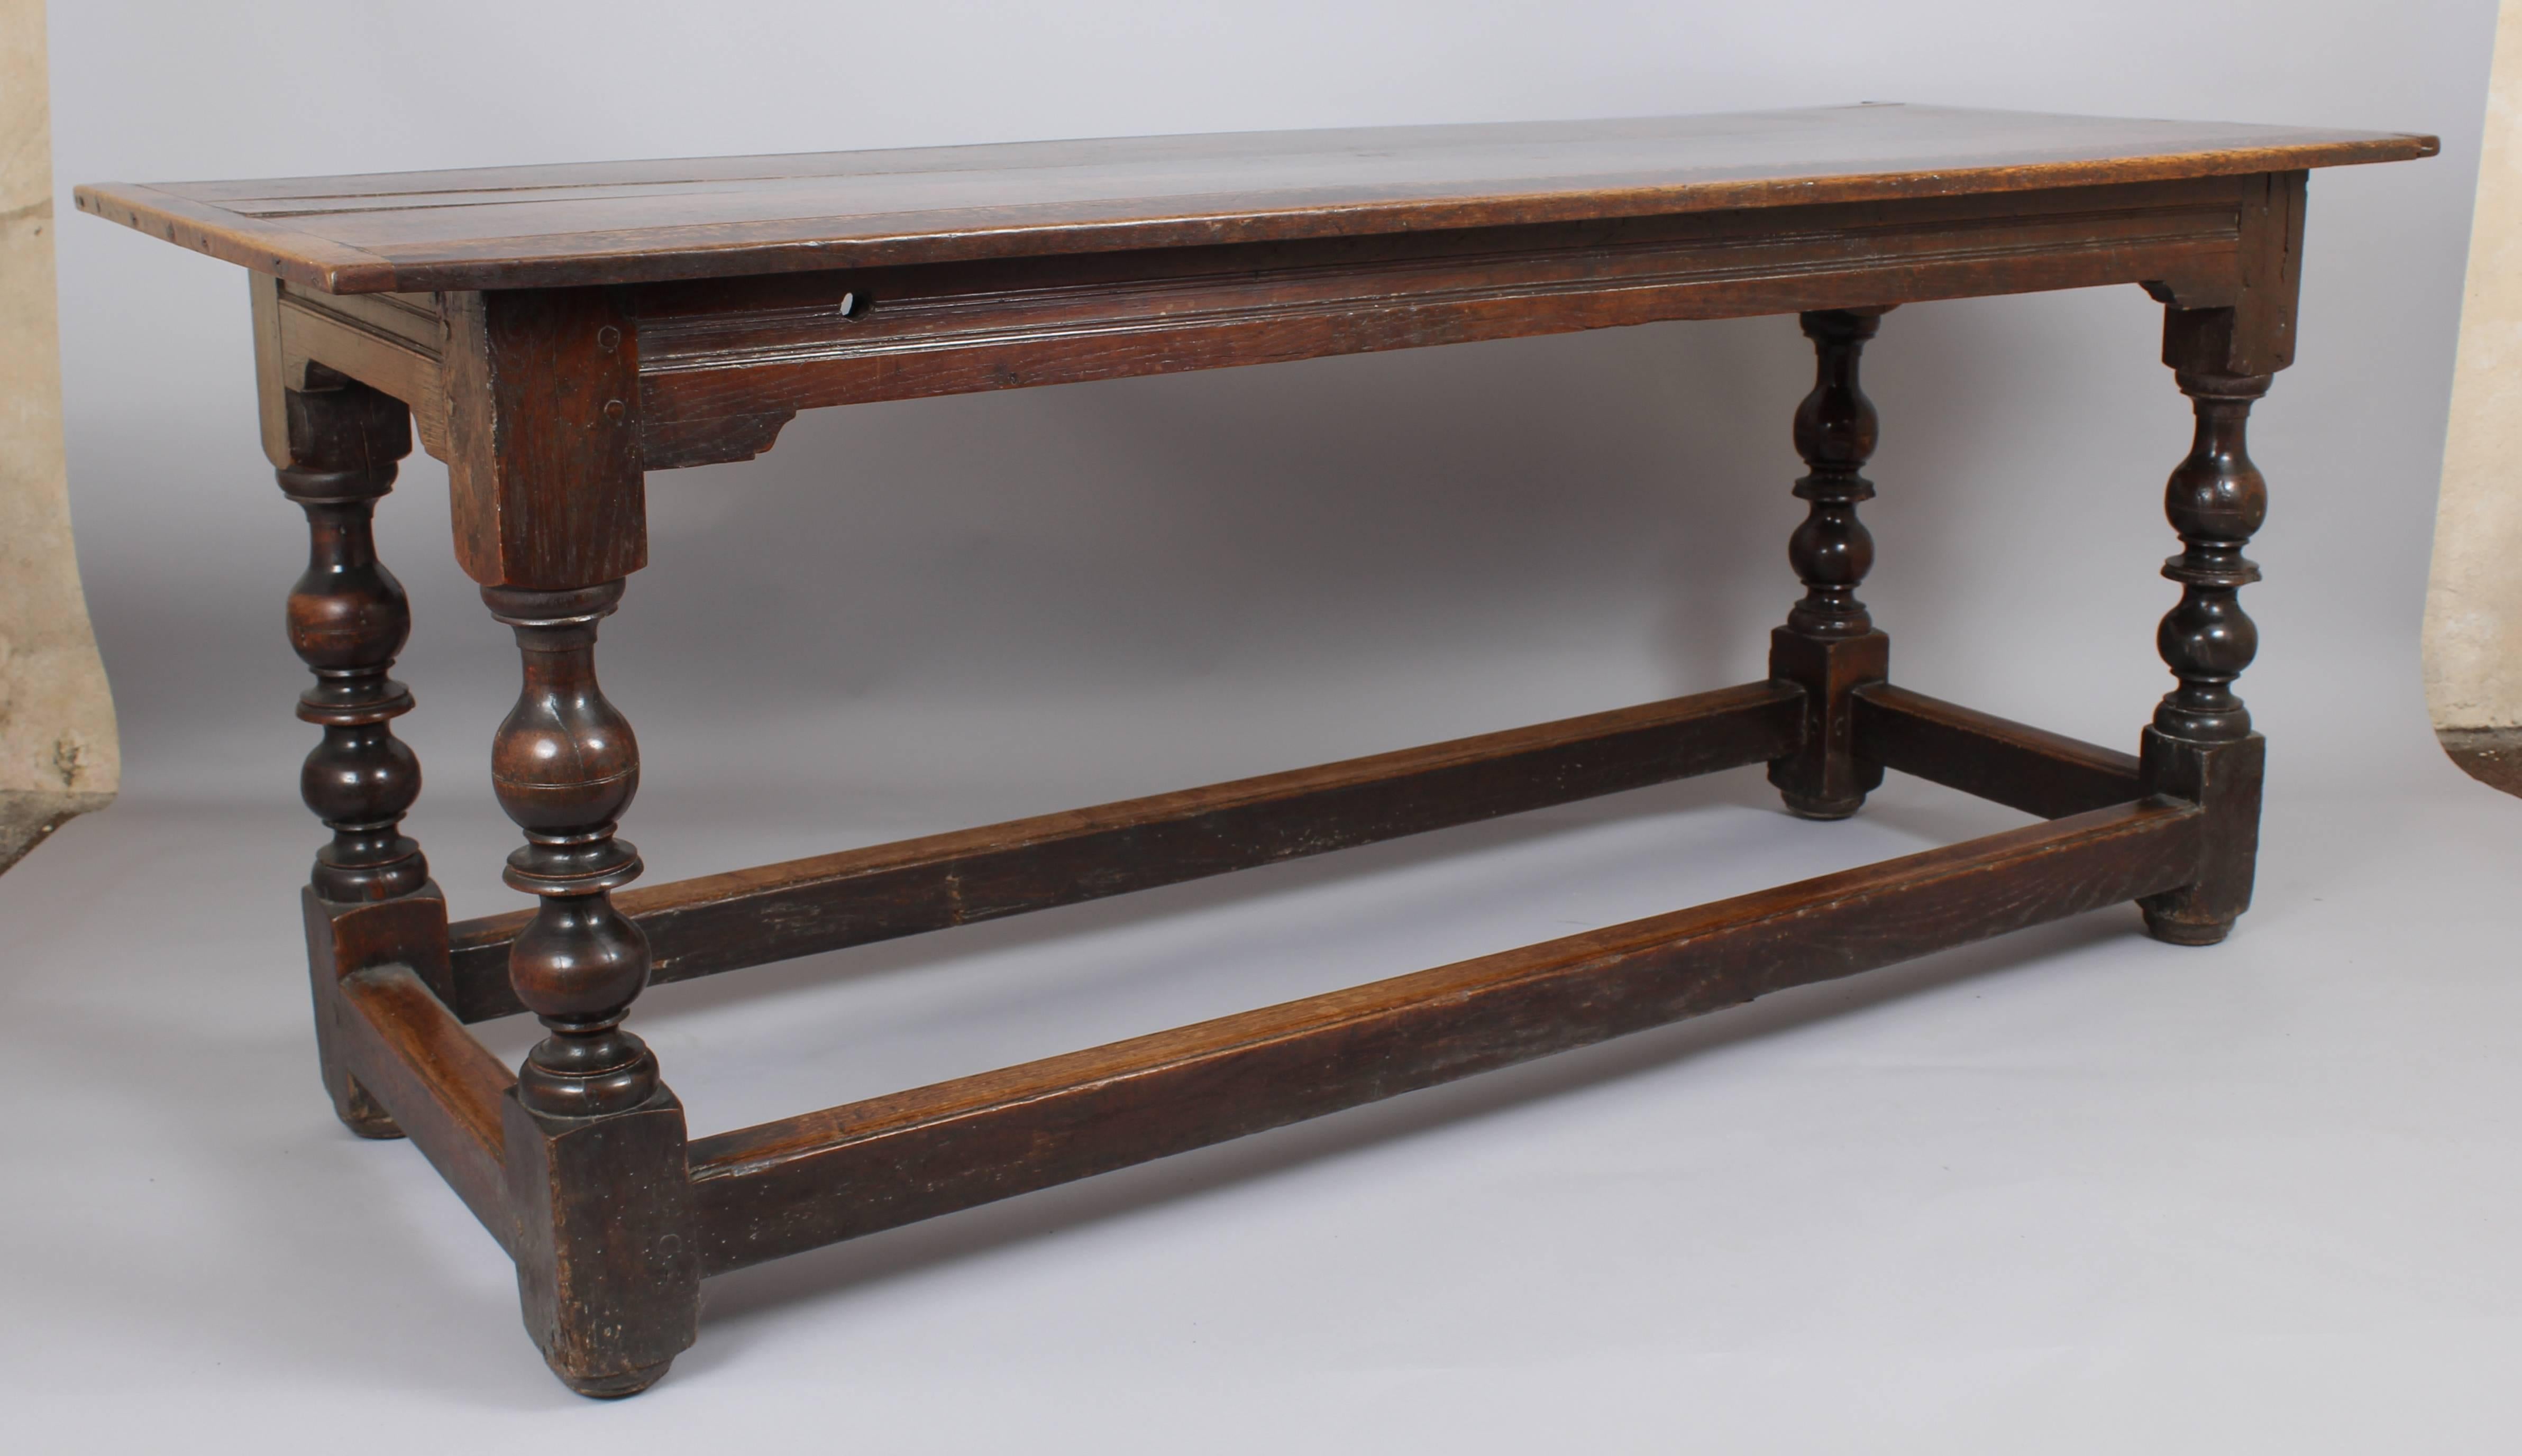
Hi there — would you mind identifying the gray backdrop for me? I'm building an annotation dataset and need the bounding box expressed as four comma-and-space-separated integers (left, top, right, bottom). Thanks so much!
21, 0, 2512, 1445
52, 1, 2489, 850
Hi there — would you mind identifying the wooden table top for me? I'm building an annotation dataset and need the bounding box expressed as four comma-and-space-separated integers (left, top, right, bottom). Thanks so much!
76, 104, 2434, 296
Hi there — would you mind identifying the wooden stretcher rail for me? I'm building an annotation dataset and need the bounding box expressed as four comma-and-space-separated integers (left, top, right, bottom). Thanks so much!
682, 796, 2203, 1276
333, 963, 516, 1250
1851, 682, 2144, 820
443, 681, 1806, 1022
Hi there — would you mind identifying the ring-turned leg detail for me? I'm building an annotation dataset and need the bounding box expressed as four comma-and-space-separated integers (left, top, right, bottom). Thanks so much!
483, 581, 656, 1118
482, 581, 696, 1398
279, 381, 432, 1139
2139, 367, 2271, 946
1769, 307, 1892, 819
2151, 371, 2268, 744
281, 385, 426, 904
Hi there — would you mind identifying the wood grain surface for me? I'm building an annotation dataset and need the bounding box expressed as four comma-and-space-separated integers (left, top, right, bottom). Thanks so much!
75, 105, 2434, 293
334, 961, 515, 1249
1851, 683, 2144, 820
685, 797, 2203, 1274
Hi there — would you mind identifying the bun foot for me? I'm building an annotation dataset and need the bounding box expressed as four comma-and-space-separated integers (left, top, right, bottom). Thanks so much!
340, 1111, 406, 1140
1780, 791, 1865, 821
2142, 909, 2232, 946
336, 1077, 405, 1139
555, 1357, 674, 1399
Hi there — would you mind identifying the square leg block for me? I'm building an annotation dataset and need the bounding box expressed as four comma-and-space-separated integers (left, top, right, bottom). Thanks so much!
1767, 627, 1889, 819
2137, 728, 2266, 946
504, 1087, 701, 1397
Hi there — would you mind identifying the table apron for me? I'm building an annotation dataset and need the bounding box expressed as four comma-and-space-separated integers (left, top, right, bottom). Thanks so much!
626, 176, 2261, 469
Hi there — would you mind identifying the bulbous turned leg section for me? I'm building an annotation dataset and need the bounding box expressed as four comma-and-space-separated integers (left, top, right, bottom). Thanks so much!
282, 387, 427, 902
485, 582, 659, 1118
1769, 308, 1892, 819
279, 381, 428, 1137
483, 581, 697, 1396
2139, 368, 2271, 946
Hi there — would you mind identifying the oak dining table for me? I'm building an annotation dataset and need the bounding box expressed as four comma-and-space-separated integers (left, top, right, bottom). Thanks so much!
77, 103, 2435, 1396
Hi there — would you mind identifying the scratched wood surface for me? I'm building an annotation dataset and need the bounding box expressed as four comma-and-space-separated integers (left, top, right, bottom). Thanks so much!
75, 105, 2432, 292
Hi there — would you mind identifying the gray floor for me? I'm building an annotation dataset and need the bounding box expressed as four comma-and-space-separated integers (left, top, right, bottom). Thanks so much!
4, 693, 2516, 1451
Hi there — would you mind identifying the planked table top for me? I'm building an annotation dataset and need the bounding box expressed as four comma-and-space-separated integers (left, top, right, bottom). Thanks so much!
75, 104, 2435, 296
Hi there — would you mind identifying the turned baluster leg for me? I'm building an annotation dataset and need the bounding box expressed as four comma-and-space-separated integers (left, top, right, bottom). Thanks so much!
2131, 172, 2302, 944
436, 284, 692, 1395
485, 581, 695, 1398
278, 379, 442, 1137
1768, 307, 1892, 818
2139, 364, 2270, 945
